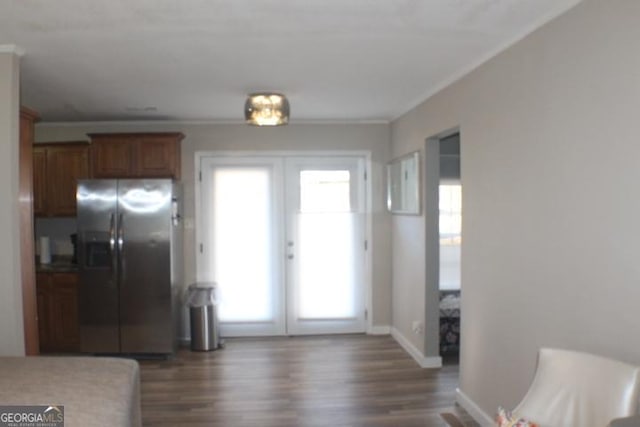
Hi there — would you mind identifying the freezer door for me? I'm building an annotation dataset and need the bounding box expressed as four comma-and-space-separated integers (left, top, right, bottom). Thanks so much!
77, 179, 120, 353
118, 179, 175, 353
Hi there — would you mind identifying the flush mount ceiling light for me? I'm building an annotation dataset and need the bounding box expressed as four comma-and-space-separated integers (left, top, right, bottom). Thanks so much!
244, 93, 290, 126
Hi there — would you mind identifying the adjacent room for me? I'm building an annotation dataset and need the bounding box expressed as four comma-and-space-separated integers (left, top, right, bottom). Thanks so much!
2, 1, 640, 426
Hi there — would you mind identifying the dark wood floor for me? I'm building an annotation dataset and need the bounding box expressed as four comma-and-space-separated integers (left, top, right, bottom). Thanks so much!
139, 335, 477, 427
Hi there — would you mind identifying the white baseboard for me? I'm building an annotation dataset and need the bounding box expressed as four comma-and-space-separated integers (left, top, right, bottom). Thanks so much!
368, 325, 391, 335
455, 388, 495, 427
390, 327, 442, 368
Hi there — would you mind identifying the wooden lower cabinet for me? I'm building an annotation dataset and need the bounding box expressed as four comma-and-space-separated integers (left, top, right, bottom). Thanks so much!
36, 272, 80, 353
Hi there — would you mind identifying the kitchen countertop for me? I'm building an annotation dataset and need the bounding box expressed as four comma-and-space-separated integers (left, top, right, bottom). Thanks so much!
36, 256, 79, 273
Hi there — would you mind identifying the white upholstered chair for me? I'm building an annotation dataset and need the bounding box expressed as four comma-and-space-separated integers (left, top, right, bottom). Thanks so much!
512, 348, 640, 427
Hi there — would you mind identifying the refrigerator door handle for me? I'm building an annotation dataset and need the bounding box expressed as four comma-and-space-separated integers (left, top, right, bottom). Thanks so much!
117, 212, 124, 284
117, 212, 124, 254
109, 213, 117, 272
109, 213, 116, 249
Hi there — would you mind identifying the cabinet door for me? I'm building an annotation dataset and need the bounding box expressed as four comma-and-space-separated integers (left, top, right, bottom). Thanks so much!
37, 273, 80, 353
36, 273, 53, 352
91, 138, 133, 178
134, 136, 181, 178
33, 148, 47, 216
47, 146, 89, 216
49, 273, 80, 352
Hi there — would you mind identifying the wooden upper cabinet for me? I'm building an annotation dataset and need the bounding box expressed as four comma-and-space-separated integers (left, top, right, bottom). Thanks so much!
47, 145, 90, 216
89, 133, 183, 179
33, 142, 90, 217
134, 135, 181, 178
32, 147, 47, 216
90, 136, 134, 178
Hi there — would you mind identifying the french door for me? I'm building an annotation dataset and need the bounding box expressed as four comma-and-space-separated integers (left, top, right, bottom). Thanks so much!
199, 154, 367, 336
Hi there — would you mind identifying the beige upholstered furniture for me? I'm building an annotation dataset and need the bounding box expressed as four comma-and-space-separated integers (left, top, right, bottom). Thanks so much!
608, 415, 640, 427
513, 348, 640, 427
0, 357, 141, 427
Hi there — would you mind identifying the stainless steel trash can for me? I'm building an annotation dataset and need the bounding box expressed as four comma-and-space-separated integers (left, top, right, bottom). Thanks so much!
187, 282, 220, 351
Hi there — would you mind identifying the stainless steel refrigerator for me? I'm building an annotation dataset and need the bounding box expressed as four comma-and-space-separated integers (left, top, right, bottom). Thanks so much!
77, 179, 183, 355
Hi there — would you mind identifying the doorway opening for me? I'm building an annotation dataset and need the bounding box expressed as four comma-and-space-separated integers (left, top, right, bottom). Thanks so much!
196, 153, 369, 337
438, 133, 461, 362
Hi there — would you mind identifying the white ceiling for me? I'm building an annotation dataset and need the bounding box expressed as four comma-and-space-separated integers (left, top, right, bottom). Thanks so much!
0, 0, 580, 123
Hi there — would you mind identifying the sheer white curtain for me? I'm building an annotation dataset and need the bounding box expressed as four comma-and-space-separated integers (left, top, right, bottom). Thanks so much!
439, 183, 462, 290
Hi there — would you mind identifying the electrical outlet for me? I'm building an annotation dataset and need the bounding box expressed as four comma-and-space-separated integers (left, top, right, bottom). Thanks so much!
412, 321, 423, 334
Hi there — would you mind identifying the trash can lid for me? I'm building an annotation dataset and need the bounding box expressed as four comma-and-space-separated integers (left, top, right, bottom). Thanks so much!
186, 285, 217, 307
188, 281, 217, 290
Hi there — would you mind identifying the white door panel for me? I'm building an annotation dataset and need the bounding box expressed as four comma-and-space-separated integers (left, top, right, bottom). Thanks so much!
200, 157, 285, 336
285, 157, 366, 335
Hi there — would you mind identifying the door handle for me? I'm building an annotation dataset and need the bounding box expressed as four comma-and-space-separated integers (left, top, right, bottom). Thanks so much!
117, 213, 124, 252
109, 213, 115, 250
287, 241, 294, 259
117, 213, 124, 283
109, 213, 116, 272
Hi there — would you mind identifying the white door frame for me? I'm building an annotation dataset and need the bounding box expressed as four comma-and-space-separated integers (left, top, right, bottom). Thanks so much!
195, 150, 374, 334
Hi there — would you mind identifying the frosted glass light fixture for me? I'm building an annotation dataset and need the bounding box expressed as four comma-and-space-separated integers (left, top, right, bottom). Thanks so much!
244, 93, 290, 126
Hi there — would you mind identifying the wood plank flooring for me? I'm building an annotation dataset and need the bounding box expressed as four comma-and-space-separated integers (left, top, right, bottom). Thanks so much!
139, 335, 477, 427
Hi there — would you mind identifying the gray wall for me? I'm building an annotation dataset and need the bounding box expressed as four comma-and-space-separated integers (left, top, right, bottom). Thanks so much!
391, 0, 640, 419
0, 50, 25, 356
35, 122, 393, 335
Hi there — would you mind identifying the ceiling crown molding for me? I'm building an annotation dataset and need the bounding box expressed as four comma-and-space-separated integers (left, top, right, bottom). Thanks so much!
0, 45, 25, 56
35, 118, 390, 128
392, 0, 583, 121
